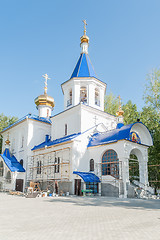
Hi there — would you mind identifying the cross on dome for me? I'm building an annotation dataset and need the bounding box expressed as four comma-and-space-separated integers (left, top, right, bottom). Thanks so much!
118, 95, 122, 110
82, 19, 87, 35
116, 95, 124, 117
42, 73, 51, 94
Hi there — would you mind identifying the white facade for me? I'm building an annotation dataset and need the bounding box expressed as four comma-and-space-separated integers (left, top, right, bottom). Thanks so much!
0, 27, 153, 198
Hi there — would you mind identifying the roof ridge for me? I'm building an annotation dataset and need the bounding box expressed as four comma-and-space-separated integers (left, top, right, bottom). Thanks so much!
77, 53, 83, 77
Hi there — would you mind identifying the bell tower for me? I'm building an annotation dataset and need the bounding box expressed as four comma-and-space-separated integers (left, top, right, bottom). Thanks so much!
61, 21, 106, 111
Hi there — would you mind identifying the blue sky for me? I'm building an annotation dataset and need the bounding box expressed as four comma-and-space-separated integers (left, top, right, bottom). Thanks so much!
1, 0, 160, 118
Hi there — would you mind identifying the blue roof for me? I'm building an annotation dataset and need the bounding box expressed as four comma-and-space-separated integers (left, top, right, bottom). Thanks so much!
88, 122, 143, 147
32, 132, 81, 151
73, 171, 101, 183
0, 148, 25, 172
1, 114, 51, 133
70, 53, 97, 79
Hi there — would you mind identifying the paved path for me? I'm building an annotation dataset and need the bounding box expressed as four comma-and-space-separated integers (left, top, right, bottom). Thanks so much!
0, 193, 160, 240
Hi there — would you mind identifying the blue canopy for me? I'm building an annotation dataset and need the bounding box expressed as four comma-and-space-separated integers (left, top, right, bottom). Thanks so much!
0, 148, 25, 172
73, 171, 101, 183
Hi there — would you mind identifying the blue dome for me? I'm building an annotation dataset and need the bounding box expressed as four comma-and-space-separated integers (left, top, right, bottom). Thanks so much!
70, 53, 97, 79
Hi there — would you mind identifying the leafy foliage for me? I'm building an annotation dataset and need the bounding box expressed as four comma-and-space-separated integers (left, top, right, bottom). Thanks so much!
122, 100, 139, 125
144, 68, 160, 115
104, 93, 119, 116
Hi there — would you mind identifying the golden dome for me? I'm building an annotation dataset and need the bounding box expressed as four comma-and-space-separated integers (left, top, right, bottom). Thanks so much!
5, 133, 10, 145
116, 96, 124, 116
116, 109, 124, 117
5, 139, 10, 145
35, 93, 54, 108
35, 74, 55, 109
80, 34, 89, 44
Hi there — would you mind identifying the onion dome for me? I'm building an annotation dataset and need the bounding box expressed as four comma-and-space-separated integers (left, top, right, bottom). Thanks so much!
5, 133, 10, 146
35, 74, 54, 109
116, 96, 124, 125
116, 108, 124, 117
35, 94, 54, 108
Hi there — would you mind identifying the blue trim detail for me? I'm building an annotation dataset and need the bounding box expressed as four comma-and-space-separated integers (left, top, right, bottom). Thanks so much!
1, 114, 51, 133
0, 149, 25, 172
73, 171, 101, 183
32, 132, 81, 151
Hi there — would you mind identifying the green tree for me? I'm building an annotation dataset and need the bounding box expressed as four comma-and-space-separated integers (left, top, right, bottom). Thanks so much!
143, 68, 160, 192
104, 93, 119, 116
144, 68, 160, 115
104, 93, 139, 124
122, 100, 139, 125
0, 114, 18, 153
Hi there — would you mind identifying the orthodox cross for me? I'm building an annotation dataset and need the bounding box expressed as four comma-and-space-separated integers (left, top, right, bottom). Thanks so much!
118, 95, 122, 110
42, 73, 50, 94
82, 19, 87, 35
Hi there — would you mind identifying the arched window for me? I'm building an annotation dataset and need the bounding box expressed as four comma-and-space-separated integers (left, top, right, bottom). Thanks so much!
95, 88, 100, 106
0, 161, 4, 177
21, 136, 24, 148
80, 86, 87, 103
20, 159, 23, 167
90, 159, 94, 171
129, 154, 139, 182
102, 150, 119, 178
6, 171, 11, 183
67, 89, 72, 107
65, 124, 67, 136
37, 161, 42, 174
54, 157, 60, 173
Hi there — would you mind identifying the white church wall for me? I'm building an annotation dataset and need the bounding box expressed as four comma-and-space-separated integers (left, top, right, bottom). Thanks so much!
51, 105, 81, 140
81, 105, 117, 133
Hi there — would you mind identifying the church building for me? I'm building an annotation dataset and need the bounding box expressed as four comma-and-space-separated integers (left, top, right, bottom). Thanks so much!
0, 22, 153, 198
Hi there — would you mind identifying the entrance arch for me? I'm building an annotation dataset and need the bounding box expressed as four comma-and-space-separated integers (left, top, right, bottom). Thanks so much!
129, 148, 147, 186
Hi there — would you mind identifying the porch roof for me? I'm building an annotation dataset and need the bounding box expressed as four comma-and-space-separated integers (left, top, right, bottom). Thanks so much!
87, 122, 153, 147
0, 148, 25, 172
73, 171, 101, 183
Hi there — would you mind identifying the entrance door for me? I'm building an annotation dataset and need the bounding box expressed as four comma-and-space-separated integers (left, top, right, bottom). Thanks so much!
74, 179, 81, 196
15, 179, 23, 192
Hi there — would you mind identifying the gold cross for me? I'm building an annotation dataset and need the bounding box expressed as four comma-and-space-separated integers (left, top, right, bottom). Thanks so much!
118, 95, 122, 110
82, 19, 87, 35
42, 73, 51, 94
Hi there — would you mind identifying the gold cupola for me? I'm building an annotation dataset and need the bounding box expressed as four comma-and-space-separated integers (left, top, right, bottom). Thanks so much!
5, 132, 10, 146
116, 96, 124, 125
35, 74, 54, 118
116, 96, 124, 117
